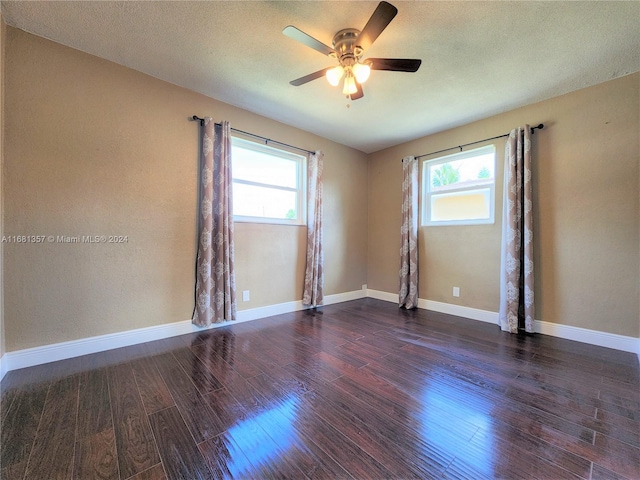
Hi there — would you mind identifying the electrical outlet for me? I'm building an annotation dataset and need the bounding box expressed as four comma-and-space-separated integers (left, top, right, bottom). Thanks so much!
362, 284, 368, 290
453, 287, 460, 297
242, 290, 250, 302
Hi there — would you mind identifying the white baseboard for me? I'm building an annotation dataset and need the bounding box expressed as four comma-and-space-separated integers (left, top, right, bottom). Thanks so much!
324, 288, 368, 305
366, 289, 397, 303
368, 289, 640, 358
0, 289, 367, 380
4, 319, 198, 375
236, 288, 366, 323
0, 354, 6, 381
534, 319, 640, 357
420, 299, 498, 324
367, 289, 497, 324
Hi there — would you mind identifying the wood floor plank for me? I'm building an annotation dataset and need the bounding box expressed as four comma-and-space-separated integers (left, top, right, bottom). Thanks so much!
591, 463, 631, 480
596, 407, 640, 444
293, 322, 352, 349
331, 368, 480, 443
0, 380, 48, 475
443, 455, 534, 480
470, 420, 591, 478
599, 390, 640, 411
361, 344, 602, 448
0, 460, 27, 480
206, 366, 266, 414
509, 411, 638, 479
305, 314, 367, 342
600, 376, 640, 403
241, 373, 355, 479
280, 358, 334, 393
189, 341, 237, 385
206, 414, 308, 479
353, 329, 410, 352
73, 428, 119, 480
0, 386, 16, 426
597, 397, 640, 422
201, 387, 249, 432
592, 432, 640, 478
130, 356, 175, 415
148, 406, 213, 480
515, 368, 601, 399
292, 398, 398, 479
303, 350, 364, 382
241, 396, 341, 479
319, 343, 369, 369
77, 368, 113, 439
108, 362, 160, 479
198, 432, 261, 480
284, 430, 354, 480
24, 375, 79, 480
241, 334, 304, 367
152, 352, 226, 443
170, 347, 223, 395
126, 464, 167, 480
305, 387, 453, 478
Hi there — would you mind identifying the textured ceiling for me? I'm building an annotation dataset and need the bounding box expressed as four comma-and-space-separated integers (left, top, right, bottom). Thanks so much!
2, 1, 639, 153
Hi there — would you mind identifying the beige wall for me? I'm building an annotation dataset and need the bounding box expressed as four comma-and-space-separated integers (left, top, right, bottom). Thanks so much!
368, 73, 640, 338
3, 27, 368, 352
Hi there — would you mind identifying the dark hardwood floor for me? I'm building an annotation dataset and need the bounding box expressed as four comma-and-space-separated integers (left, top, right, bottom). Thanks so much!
1, 298, 639, 480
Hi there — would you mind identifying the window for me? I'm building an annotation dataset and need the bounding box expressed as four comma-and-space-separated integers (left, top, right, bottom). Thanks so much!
231, 137, 306, 225
422, 145, 496, 226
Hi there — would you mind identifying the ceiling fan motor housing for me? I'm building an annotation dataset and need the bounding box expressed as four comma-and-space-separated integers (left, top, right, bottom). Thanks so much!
331, 28, 364, 66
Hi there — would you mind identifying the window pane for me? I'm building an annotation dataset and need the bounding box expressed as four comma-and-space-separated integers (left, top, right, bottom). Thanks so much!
429, 153, 494, 191
430, 188, 491, 222
422, 145, 495, 226
232, 145, 298, 188
233, 183, 298, 220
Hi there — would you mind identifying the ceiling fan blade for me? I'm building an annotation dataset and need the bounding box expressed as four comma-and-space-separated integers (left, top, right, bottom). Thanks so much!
290, 67, 331, 86
350, 82, 364, 101
356, 1, 398, 52
369, 58, 422, 72
283, 26, 335, 57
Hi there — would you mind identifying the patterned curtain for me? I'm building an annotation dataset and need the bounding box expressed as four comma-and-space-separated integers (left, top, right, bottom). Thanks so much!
302, 151, 324, 307
399, 156, 419, 309
192, 118, 237, 327
499, 126, 534, 333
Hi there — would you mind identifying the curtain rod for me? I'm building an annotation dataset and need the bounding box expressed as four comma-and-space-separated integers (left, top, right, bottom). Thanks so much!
411, 123, 544, 161
191, 115, 315, 155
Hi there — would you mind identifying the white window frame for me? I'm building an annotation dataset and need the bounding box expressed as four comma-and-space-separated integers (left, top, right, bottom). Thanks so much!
422, 145, 496, 226
231, 137, 306, 226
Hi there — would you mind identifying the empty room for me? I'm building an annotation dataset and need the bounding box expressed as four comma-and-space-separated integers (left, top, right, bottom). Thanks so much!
0, 1, 639, 479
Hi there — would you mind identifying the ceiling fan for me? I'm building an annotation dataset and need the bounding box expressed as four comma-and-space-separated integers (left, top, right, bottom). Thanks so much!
283, 1, 421, 101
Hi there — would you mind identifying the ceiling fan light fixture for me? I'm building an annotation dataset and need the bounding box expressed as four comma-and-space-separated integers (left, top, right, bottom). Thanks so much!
342, 73, 357, 95
326, 65, 344, 86
353, 62, 371, 84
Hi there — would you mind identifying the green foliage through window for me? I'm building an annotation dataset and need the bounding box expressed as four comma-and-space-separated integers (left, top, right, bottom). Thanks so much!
477, 166, 491, 179
432, 163, 460, 187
